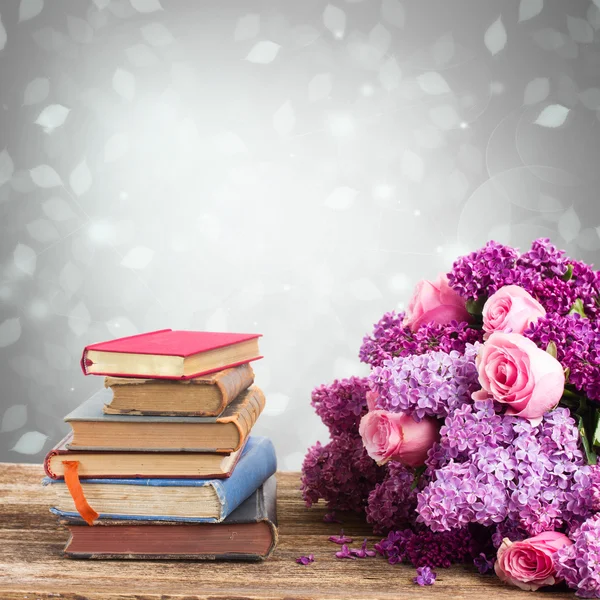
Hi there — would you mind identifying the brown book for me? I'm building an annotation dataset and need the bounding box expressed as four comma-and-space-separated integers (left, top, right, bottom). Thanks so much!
57, 477, 278, 560
44, 433, 244, 479
65, 386, 265, 453
103, 364, 254, 417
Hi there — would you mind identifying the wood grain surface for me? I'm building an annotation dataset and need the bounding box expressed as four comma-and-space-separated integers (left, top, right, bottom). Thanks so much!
0, 463, 574, 600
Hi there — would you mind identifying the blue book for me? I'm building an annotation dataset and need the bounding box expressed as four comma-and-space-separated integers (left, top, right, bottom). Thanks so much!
44, 436, 276, 523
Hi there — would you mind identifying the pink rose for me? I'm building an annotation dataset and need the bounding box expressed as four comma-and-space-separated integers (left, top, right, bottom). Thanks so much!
474, 332, 565, 425
358, 410, 439, 467
403, 274, 470, 332
365, 390, 379, 411
495, 531, 573, 591
483, 285, 546, 338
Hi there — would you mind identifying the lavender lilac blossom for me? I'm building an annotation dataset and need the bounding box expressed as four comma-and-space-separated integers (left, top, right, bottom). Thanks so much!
414, 566, 437, 586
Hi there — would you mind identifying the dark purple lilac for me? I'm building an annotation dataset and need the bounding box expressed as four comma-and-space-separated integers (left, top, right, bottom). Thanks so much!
473, 553, 495, 574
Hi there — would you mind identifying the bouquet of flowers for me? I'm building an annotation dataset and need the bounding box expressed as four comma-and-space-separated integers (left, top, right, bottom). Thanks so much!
301, 239, 600, 596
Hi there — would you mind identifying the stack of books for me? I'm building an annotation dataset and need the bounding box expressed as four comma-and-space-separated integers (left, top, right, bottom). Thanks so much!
43, 329, 278, 561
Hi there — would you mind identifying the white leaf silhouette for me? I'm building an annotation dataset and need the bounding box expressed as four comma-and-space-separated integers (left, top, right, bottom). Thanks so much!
567, 16, 593, 43
245, 40, 280, 64
121, 246, 154, 269
308, 73, 332, 102
381, 0, 405, 28
23, 77, 49, 106
214, 132, 247, 154
30, 164, 62, 188
518, 0, 543, 22
126, 44, 158, 67
141, 22, 173, 47
93, 0, 110, 8
112, 68, 135, 101
558, 206, 581, 242
1, 405, 27, 433
432, 32, 454, 66
323, 4, 346, 38
369, 23, 391, 54
0, 148, 14, 187
69, 159, 92, 196
234, 13, 260, 42
130, 0, 162, 13
35, 104, 70, 132
429, 104, 460, 130
19, 0, 44, 23
14, 244, 36, 275
68, 302, 91, 336
43, 197, 76, 221
273, 101, 295, 135
59, 261, 82, 294
534, 104, 570, 128
523, 77, 549, 105
484, 16, 507, 56
0, 318, 21, 348
26, 219, 59, 243
401, 150, 424, 182
104, 133, 129, 162
67, 16, 93, 43
417, 71, 451, 95
379, 56, 402, 91
0, 12, 6, 51
325, 186, 358, 210
580, 88, 600, 110
12, 431, 47, 455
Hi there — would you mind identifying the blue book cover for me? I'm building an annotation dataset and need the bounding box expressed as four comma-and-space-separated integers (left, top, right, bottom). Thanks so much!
44, 436, 276, 523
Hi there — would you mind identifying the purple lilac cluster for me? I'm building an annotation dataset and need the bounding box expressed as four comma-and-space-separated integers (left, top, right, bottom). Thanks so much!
374, 526, 475, 568
525, 313, 600, 402
555, 514, 600, 599
369, 344, 480, 421
365, 462, 419, 533
516, 237, 569, 278
301, 434, 384, 512
417, 403, 588, 537
311, 377, 370, 435
359, 311, 482, 368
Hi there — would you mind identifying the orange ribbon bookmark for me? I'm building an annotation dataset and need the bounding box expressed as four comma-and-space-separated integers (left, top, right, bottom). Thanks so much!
62, 461, 99, 526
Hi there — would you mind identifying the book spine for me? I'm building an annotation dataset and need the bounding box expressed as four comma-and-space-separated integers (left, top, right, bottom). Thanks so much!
214, 364, 255, 414
218, 387, 265, 451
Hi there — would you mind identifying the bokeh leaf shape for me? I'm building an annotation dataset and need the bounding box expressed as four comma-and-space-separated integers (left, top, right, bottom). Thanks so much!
1, 405, 27, 433
308, 73, 332, 102
93, 0, 110, 8
120, 246, 154, 269
35, 104, 70, 132
431, 32, 454, 66
30, 164, 62, 187
567, 16, 593, 43
558, 206, 581, 242
112, 68, 135, 101
126, 44, 158, 67
325, 186, 358, 210
381, 0, 405, 28
580, 88, 600, 110
0, 11, 6, 51
484, 16, 507, 55
323, 4, 346, 38
523, 77, 549, 105
141, 22, 173, 47
104, 133, 129, 162
402, 150, 424, 182
12, 431, 47, 455
23, 77, 49, 105
130, 0, 162, 13
70, 159, 92, 196
19, 0, 44, 23
534, 104, 570, 127
0, 148, 14, 187
14, 244, 36, 275
417, 72, 451, 95
59, 261, 82, 294
369, 23, 391, 55
518, 0, 543, 22
68, 302, 91, 336
273, 101, 295, 135
245, 40, 280, 64
67, 16, 93, 43
26, 219, 59, 243
429, 104, 460, 130
234, 14, 260, 42
379, 56, 402, 91
0, 318, 21, 348
42, 197, 76, 221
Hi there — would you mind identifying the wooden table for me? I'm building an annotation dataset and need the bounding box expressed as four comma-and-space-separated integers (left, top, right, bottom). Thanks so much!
0, 463, 574, 599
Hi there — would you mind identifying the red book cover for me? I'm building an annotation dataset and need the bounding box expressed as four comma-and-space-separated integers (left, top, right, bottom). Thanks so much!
80, 329, 262, 379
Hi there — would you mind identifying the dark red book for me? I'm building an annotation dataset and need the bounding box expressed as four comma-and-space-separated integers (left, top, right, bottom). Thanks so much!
80, 329, 262, 380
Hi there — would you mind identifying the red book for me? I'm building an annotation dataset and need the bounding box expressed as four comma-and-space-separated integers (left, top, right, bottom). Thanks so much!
81, 329, 262, 380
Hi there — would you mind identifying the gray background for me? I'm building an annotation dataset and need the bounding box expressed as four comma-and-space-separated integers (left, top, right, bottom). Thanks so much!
0, 0, 599, 467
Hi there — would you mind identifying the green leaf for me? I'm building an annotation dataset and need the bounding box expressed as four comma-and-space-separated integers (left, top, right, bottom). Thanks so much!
578, 415, 597, 465
411, 465, 427, 490
569, 298, 587, 318
466, 297, 486, 317
593, 409, 600, 448
546, 341, 558, 359
561, 264, 574, 282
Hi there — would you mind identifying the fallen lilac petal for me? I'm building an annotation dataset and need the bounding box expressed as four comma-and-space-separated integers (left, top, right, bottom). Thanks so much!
335, 544, 356, 559
413, 566, 436, 586
296, 554, 315, 565
350, 539, 377, 558
328, 529, 353, 544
